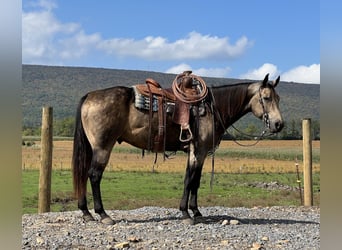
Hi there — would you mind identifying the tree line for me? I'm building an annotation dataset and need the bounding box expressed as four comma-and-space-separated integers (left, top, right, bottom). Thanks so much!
22, 117, 320, 140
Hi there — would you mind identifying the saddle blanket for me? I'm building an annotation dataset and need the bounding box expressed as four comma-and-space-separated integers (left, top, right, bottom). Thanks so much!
132, 86, 174, 112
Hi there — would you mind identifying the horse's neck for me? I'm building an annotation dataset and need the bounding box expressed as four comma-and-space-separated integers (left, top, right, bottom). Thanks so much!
213, 83, 256, 128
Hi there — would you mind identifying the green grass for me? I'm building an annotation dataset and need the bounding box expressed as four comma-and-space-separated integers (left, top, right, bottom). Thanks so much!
110, 144, 321, 163
214, 147, 320, 163
22, 170, 320, 215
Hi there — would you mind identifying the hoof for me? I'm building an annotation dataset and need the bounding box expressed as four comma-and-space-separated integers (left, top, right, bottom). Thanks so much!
192, 210, 203, 218
83, 214, 95, 222
182, 218, 195, 225
193, 216, 205, 224
101, 216, 115, 225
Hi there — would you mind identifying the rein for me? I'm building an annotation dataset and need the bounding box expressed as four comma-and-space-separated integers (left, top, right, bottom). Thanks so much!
228, 88, 273, 146
207, 85, 274, 190
209, 86, 273, 148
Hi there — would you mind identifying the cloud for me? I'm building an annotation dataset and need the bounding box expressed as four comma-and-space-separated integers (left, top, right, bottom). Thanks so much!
240, 63, 320, 84
165, 63, 231, 78
22, 1, 252, 64
165, 63, 192, 74
193, 67, 231, 78
281, 64, 320, 84
97, 32, 252, 61
59, 31, 101, 59
22, 1, 80, 63
239, 63, 280, 80
33, 0, 57, 11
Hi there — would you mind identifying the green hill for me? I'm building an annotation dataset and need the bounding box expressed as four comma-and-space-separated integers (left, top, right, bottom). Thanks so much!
22, 64, 319, 137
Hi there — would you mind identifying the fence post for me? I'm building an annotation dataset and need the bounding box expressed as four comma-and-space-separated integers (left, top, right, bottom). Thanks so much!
38, 107, 53, 213
302, 118, 313, 206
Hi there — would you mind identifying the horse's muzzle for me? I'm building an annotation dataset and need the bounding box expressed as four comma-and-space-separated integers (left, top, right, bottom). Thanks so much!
271, 119, 284, 133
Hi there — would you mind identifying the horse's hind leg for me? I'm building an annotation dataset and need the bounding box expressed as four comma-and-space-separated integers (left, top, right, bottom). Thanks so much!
88, 148, 114, 225
78, 184, 95, 222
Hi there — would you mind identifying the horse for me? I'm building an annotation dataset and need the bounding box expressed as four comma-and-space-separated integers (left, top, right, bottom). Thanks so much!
72, 73, 284, 225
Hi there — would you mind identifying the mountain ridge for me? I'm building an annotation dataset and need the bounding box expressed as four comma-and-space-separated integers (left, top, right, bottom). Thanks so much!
22, 64, 320, 133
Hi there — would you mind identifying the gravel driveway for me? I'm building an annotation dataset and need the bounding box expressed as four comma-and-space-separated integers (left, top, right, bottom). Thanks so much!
22, 206, 319, 249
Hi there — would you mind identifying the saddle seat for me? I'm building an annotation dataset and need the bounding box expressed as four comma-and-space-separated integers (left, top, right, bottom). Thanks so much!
134, 78, 177, 103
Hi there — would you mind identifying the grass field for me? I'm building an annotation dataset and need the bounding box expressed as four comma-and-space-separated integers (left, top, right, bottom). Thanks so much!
22, 139, 320, 214
22, 139, 320, 173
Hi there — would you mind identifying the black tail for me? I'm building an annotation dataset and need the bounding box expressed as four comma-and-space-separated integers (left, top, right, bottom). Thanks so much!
72, 94, 92, 199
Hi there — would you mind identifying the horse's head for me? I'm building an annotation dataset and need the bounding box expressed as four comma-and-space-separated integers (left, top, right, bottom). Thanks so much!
249, 74, 284, 133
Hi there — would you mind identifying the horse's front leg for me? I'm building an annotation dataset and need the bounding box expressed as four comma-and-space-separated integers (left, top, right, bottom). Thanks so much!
179, 143, 204, 223
179, 164, 192, 220
189, 167, 203, 218
179, 162, 204, 223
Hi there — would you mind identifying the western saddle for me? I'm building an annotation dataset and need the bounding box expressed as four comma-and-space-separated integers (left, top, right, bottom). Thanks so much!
134, 71, 208, 153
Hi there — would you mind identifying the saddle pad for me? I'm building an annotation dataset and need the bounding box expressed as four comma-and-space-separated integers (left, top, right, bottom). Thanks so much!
133, 86, 159, 111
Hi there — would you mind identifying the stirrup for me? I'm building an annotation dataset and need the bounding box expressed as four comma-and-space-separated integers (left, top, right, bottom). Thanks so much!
179, 125, 193, 142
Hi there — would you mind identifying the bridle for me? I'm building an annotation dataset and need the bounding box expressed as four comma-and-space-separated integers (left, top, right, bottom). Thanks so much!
258, 86, 271, 130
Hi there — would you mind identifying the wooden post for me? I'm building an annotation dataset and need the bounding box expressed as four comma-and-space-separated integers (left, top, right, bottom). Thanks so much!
38, 107, 53, 213
302, 118, 313, 206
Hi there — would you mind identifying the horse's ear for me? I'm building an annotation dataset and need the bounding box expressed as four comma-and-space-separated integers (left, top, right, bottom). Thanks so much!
262, 73, 269, 86
273, 75, 280, 87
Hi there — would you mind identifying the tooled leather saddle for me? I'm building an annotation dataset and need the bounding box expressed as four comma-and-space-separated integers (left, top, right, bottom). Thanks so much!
133, 71, 207, 153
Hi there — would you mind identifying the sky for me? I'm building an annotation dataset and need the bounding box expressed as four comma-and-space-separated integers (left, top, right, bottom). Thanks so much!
22, 0, 320, 84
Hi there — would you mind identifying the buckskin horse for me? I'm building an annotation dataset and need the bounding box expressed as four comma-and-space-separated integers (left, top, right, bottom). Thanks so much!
72, 72, 284, 225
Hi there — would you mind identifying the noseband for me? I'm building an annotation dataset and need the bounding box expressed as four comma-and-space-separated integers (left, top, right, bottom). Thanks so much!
258, 87, 271, 130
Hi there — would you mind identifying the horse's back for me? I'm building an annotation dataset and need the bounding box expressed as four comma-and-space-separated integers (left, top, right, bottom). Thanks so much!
84, 86, 133, 103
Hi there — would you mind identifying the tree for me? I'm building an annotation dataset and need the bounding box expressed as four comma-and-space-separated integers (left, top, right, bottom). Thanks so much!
244, 124, 258, 138
289, 119, 301, 139
312, 119, 320, 140
53, 117, 75, 137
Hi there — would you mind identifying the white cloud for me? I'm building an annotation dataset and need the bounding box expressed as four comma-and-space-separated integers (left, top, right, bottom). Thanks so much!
97, 32, 252, 61
165, 63, 231, 78
59, 31, 101, 59
240, 63, 320, 84
22, 2, 253, 64
22, 2, 80, 63
192, 67, 231, 78
165, 63, 192, 74
239, 63, 280, 80
281, 64, 320, 84
34, 0, 57, 11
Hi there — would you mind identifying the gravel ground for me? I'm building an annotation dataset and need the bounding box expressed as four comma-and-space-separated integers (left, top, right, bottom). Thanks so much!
22, 206, 319, 249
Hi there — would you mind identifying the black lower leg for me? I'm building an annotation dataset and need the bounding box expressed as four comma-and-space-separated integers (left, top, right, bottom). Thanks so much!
179, 165, 191, 219
189, 166, 203, 217
179, 189, 191, 219
78, 195, 95, 221
189, 191, 202, 217
88, 167, 114, 224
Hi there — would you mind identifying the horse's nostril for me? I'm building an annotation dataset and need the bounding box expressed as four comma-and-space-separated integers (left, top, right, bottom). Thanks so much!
275, 120, 284, 131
